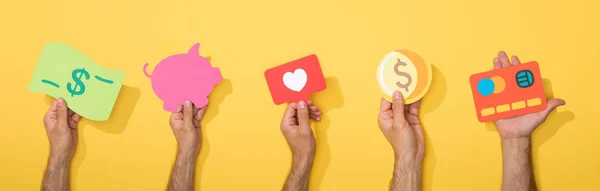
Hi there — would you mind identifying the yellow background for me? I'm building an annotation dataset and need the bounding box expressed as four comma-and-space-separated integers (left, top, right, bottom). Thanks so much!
0, 0, 597, 190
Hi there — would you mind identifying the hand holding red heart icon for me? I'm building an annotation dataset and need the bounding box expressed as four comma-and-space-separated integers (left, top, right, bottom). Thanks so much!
264, 54, 327, 105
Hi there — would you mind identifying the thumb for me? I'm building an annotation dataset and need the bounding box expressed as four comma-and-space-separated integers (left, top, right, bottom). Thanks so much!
183, 100, 194, 130
296, 101, 310, 131
55, 98, 69, 127
391, 91, 407, 127
541, 98, 566, 118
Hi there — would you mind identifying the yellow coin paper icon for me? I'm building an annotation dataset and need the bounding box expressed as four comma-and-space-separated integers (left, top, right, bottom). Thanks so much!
377, 50, 432, 104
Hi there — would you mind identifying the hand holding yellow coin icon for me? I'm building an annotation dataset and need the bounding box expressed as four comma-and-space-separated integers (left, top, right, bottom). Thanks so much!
377, 50, 433, 104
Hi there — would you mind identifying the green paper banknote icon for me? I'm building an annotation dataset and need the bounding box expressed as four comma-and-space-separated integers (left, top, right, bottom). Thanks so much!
28, 42, 125, 121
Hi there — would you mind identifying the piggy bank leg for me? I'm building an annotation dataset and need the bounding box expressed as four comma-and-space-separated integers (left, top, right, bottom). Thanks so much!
192, 97, 209, 108
163, 102, 180, 112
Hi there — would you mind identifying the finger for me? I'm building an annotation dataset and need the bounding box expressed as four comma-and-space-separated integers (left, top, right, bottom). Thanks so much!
297, 101, 311, 131
282, 102, 298, 121
311, 110, 322, 116
71, 113, 82, 123
379, 98, 392, 112
309, 105, 320, 112
67, 111, 80, 129
541, 98, 566, 117
193, 104, 200, 114
310, 114, 321, 122
55, 98, 69, 128
195, 106, 208, 122
174, 104, 183, 113
182, 100, 194, 130
511, 55, 521, 65
391, 91, 407, 126
409, 100, 422, 116
45, 99, 59, 120
493, 57, 501, 69
498, 51, 511, 68
68, 120, 78, 130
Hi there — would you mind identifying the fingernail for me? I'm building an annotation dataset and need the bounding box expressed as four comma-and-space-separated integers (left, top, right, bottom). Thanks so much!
56, 99, 64, 106
185, 100, 191, 107
299, 101, 306, 109
393, 91, 401, 100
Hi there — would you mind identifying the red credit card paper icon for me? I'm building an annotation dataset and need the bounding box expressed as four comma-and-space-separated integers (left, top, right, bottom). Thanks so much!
469, 61, 547, 122
264, 54, 326, 105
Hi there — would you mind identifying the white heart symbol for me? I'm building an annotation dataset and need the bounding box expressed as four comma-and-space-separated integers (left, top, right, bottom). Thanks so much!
282, 68, 307, 92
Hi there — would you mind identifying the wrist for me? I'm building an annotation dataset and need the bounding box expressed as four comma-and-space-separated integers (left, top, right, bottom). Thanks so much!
176, 149, 199, 162
49, 151, 72, 162
501, 137, 531, 146
501, 135, 532, 141
292, 153, 314, 170
394, 160, 422, 174
292, 152, 314, 162
48, 153, 71, 168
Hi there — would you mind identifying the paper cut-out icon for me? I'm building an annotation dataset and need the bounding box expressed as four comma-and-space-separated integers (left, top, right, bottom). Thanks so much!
377, 50, 432, 104
469, 61, 546, 122
143, 43, 222, 112
28, 42, 126, 121
264, 54, 326, 105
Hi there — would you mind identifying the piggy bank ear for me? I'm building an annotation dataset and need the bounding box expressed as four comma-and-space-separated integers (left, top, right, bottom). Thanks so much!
188, 43, 200, 55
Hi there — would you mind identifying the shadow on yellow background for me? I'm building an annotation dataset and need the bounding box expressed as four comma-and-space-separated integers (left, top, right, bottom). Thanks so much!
422, 65, 447, 115
308, 77, 344, 190
196, 79, 233, 185
420, 65, 446, 190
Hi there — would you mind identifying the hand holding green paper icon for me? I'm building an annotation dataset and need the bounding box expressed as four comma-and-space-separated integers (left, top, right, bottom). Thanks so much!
28, 42, 125, 121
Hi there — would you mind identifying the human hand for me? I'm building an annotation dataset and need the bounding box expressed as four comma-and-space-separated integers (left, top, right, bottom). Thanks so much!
493, 51, 566, 140
170, 100, 207, 157
280, 101, 322, 159
378, 91, 425, 169
43, 98, 82, 161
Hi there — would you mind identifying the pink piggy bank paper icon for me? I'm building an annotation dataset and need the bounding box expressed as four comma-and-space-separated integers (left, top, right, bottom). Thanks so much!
143, 43, 222, 112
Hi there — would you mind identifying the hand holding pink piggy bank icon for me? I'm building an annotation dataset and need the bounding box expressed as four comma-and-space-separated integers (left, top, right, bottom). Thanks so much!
143, 43, 222, 112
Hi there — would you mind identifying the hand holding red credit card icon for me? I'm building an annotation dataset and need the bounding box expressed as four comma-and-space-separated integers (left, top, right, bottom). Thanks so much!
264, 54, 326, 105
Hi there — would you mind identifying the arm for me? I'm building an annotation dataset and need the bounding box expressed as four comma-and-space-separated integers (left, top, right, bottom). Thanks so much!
282, 156, 314, 191
379, 91, 425, 191
43, 155, 71, 191
167, 100, 207, 191
280, 101, 322, 191
42, 98, 82, 191
501, 138, 535, 191
168, 151, 198, 191
492, 51, 566, 191
390, 159, 422, 191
